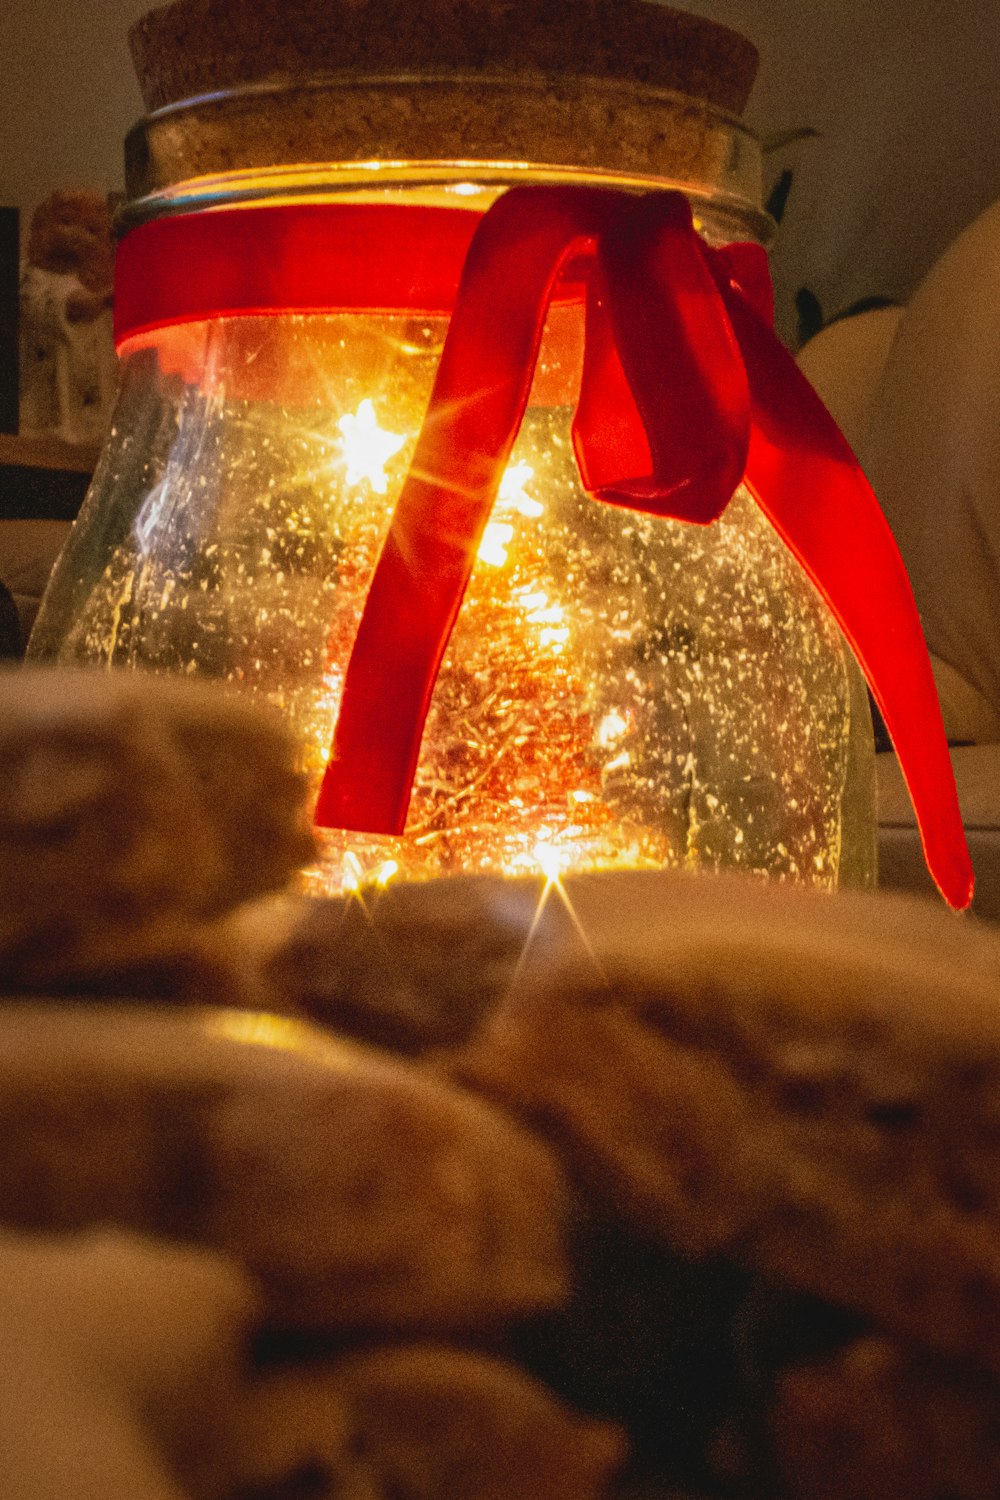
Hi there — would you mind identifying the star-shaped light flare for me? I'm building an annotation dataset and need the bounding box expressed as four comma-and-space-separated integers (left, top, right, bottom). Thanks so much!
336, 399, 407, 494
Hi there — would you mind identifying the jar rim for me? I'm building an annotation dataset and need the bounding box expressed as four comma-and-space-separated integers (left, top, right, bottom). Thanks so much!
137, 67, 759, 134
123, 72, 770, 242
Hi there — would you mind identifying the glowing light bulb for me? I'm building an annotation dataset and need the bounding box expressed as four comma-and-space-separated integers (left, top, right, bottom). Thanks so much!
529, 602, 565, 625
479, 521, 515, 567
336, 400, 406, 494
498, 461, 542, 517
598, 710, 629, 747
534, 841, 565, 882
373, 859, 399, 888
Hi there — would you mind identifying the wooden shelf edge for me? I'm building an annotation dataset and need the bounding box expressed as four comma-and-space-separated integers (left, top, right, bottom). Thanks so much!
0, 433, 100, 474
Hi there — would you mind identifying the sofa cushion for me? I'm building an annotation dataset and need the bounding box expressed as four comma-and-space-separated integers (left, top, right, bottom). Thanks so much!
862, 199, 1000, 730
877, 745, 1000, 919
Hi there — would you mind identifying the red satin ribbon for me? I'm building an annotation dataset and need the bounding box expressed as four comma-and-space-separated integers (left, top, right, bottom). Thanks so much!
115, 203, 483, 335
115, 190, 974, 909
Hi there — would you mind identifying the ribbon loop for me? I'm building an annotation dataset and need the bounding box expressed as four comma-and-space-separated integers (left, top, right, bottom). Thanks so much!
709, 239, 775, 326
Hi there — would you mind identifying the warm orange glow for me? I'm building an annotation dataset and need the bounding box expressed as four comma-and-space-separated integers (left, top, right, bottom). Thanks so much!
251, 351, 857, 901
299, 402, 684, 899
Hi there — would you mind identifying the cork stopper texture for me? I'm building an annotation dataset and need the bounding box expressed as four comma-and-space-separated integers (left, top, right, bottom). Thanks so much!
130, 0, 759, 116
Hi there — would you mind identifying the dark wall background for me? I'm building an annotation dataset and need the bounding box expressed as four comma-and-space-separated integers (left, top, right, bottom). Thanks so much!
2, 0, 999, 344
685, 0, 1000, 342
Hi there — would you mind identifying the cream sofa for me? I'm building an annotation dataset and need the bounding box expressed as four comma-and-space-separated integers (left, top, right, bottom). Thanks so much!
797, 199, 1000, 920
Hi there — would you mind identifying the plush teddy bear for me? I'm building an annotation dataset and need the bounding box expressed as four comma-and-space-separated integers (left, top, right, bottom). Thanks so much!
18, 189, 118, 445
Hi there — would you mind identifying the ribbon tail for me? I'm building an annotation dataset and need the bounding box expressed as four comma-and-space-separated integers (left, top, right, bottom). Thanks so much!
725, 287, 973, 909
584, 193, 750, 521
315, 186, 625, 834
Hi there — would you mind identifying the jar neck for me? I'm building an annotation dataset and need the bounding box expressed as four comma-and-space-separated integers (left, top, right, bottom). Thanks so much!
121, 74, 772, 246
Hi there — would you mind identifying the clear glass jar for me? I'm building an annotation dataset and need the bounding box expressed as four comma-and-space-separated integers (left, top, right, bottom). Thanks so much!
29, 80, 876, 896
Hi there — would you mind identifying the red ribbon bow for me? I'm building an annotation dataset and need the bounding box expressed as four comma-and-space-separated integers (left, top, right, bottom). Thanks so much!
115, 186, 974, 909
313, 185, 972, 908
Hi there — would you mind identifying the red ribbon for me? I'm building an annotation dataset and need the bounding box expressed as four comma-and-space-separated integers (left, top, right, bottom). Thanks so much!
115, 189, 974, 909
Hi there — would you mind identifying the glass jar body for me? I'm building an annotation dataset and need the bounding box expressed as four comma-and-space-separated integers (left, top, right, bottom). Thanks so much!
30, 166, 876, 895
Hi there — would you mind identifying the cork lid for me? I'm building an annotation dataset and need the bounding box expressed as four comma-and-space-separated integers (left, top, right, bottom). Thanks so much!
130, 0, 759, 117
